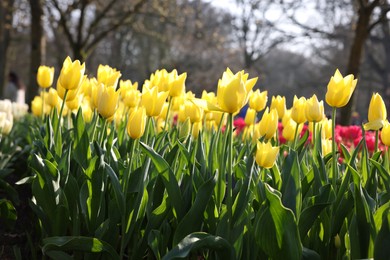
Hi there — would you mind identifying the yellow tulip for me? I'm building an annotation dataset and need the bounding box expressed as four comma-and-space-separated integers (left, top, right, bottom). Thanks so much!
320, 118, 332, 139
97, 86, 119, 120
58, 56, 85, 90
37, 65, 55, 88
66, 96, 81, 111
249, 89, 268, 112
79, 77, 92, 97
255, 141, 279, 169
305, 94, 324, 123
90, 79, 102, 110
31, 95, 50, 116
364, 93, 387, 131
81, 99, 93, 123
325, 69, 357, 108
97, 64, 121, 88
169, 70, 187, 97
47, 88, 60, 109
216, 68, 257, 114
140, 86, 169, 117
185, 100, 203, 123
322, 138, 332, 156
127, 106, 147, 139
283, 119, 301, 141
258, 107, 278, 140
192, 121, 202, 139
270, 95, 286, 119
381, 121, 390, 146
245, 108, 257, 125
122, 89, 141, 108
57, 79, 79, 101
291, 95, 307, 124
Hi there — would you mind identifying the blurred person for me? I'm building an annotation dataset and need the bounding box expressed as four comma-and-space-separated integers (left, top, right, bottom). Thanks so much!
3, 71, 25, 103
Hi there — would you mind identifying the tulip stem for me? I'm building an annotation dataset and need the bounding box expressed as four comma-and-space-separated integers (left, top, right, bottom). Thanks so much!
41, 89, 46, 121
293, 123, 300, 150
100, 118, 108, 146
331, 107, 337, 188
375, 130, 379, 153
312, 121, 317, 161
227, 113, 234, 239
163, 96, 173, 132
55, 89, 68, 142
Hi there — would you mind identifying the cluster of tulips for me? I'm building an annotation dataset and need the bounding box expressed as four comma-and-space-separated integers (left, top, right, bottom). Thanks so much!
0, 99, 28, 136
32, 56, 388, 169
22, 55, 390, 259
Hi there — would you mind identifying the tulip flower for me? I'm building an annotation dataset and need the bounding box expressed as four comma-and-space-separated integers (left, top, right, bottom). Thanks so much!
255, 141, 279, 169
322, 138, 332, 156
216, 68, 257, 114
46, 88, 59, 110
364, 93, 387, 131
58, 56, 85, 91
305, 94, 324, 123
249, 89, 268, 112
380, 120, 390, 147
127, 106, 147, 139
270, 95, 286, 119
37, 66, 55, 88
291, 95, 307, 124
140, 86, 169, 117
258, 107, 278, 140
185, 100, 203, 123
283, 119, 301, 142
0, 111, 13, 135
31, 95, 50, 116
57, 79, 79, 101
169, 70, 187, 97
192, 121, 202, 139
97, 86, 119, 120
97, 64, 121, 88
244, 108, 257, 125
325, 69, 357, 108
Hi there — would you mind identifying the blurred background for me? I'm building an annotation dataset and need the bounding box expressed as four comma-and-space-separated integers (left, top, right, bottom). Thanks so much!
0, 0, 389, 124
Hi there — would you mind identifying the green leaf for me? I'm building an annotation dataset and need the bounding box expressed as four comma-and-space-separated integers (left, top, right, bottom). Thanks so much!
42, 236, 119, 260
140, 142, 185, 220
163, 232, 234, 260
173, 174, 217, 245
374, 209, 390, 260
281, 150, 302, 218
255, 183, 302, 259
298, 184, 333, 239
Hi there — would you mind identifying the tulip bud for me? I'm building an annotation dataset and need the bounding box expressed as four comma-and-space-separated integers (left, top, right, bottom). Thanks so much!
140, 86, 169, 117
291, 95, 307, 124
258, 107, 278, 140
37, 65, 55, 88
381, 120, 390, 146
97, 86, 119, 120
364, 93, 387, 131
185, 100, 203, 123
249, 89, 268, 112
244, 108, 257, 125
97, 64, 121, 88
192, 121, 202, 139
322, 138, 332, 156
255, 141, 279, 169
325, 69, 357, 108
305, 94, 324, 123
127, 106, 147, 139
270, 95, 286, 119
47, 88, 60, 109
169, 70, 187, 97
58, 56, 85, 91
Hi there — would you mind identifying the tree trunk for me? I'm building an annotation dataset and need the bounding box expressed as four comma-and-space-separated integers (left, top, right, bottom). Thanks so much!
339, 2, 375, 125
28, 0, 44, 106
0, 0, 14, 98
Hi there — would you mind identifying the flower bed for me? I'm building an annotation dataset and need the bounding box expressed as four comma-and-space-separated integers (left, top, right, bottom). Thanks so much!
1, 58, 390, 259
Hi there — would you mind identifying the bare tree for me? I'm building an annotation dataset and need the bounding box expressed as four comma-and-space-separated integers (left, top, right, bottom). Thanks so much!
0, 0, 15, 97
46, 0, 148, 62
28, 0, 44, 106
